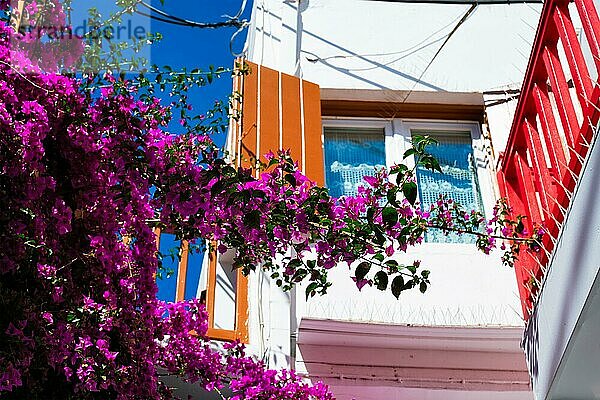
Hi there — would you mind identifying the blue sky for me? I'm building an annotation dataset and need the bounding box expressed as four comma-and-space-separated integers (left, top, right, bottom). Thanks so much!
145, 1, 252, 300
69, 0, 251, 145
149, 0, 252, 146
67, 1, 252, 300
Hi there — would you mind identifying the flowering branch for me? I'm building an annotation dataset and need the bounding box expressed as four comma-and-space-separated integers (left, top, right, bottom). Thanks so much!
0, 3, 544, 399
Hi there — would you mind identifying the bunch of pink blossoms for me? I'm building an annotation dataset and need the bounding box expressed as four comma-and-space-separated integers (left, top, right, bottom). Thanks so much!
0, 10, 332, 398
0, 2, 542, 398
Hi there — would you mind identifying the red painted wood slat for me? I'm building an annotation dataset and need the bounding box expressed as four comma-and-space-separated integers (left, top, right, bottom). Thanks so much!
302, 80, 325, 186
258, 65, 281, 164
501, 163, 535, 317
542, 45, 579, 148
281, 74, 304, 170
574, 0, 600, 74
522, 119, 553, 224
532, 83, 568, 179
553, 3, 593, 110
241, 61, 259, 169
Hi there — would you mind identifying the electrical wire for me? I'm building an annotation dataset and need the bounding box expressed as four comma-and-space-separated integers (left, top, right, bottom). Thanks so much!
229, 0, 251, 56
336, 36, 446, 72
137, 1, 251, 57
401, 3, 477, 102
230, 21, 251, 57
224, 0, 248, 21
485, 94, 521, 107
304, 9, 464, 65
137, 1, 247, 29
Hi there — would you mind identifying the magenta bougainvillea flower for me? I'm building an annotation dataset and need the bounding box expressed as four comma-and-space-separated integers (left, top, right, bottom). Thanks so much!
0, 1, 542, 399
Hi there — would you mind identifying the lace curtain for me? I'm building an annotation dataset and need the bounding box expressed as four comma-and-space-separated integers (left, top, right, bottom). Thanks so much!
324, 127, 386, 198
414, 131, 484, 244
324, 127, 483, 244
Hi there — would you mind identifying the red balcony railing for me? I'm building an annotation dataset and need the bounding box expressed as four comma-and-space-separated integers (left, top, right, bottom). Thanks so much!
498, 0, 600, 318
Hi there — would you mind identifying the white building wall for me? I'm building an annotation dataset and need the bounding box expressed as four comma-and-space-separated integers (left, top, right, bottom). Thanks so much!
241, 0, 545, 377
249, 0, 541, 91
247, 0, 543, 156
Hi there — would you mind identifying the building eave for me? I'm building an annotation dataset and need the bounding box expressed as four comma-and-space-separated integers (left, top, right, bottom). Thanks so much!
320, 88, 485, 122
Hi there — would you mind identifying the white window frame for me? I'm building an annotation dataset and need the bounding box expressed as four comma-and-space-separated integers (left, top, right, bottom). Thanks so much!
322, 117, 497, 221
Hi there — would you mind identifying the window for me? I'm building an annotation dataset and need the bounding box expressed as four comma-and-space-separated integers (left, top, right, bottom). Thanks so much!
322, 120, 487, 244
155, 231, 205, 302
204, 248, 249, 342
324, 126, 386, 197
154, 230, 248, 342
412, 130, 484, 244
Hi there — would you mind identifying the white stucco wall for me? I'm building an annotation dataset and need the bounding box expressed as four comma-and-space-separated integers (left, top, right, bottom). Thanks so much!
239, 0, 548, 375
247, 0, 541, 92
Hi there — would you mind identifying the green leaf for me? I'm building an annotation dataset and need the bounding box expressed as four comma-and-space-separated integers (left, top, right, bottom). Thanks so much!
391, 275, 404, 299
373, 225, 386, 245
387, 188, 400, 207
210, 179, 225, 196
385, 259, 399, 271
390, 164, 408, 176
407, 265, 417, 274
403, 148, 416, 159
402, 181, 418, 205
305, 282, 319, 300
421, 270, 430, 279
293, 268, 308, 282
382, 207, 398, 227
366, 207, 375, 223
516, 219, 525, 234
284, 173, 297, 187
403, 280, 416, 291
373, 253, 385, 262
429, 158, 443, 173
355, 262, 371, 281
419, 281, 428, 293
243, 210, 261, 228
374, 271, 388, 291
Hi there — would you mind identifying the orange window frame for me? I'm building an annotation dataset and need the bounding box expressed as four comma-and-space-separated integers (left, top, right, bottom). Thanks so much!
153, 229, 249, 342
205, 248, 249, 343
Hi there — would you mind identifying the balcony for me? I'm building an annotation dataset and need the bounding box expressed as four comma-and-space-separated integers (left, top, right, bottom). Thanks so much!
498, 0, 600, 397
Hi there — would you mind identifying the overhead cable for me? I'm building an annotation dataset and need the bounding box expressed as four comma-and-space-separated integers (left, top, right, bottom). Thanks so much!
138, 1, 247, 29
485, 94, 521, 107
303, 8, 464, 67
224, 0, 249, 21
229, 0, 251, 56
401, 3, 477, 102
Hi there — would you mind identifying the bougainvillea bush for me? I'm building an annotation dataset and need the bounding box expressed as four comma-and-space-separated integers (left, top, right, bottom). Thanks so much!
0, 1, 543, 399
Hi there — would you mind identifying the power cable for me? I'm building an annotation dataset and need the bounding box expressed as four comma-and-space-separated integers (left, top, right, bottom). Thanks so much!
485, 94, 521, 107
137, 1, 247, 29
230, 21, 251, 57
137, 1, 250, 56
401, 3, 477, 102
304, 9, 464, 65
224, 0, 249, 21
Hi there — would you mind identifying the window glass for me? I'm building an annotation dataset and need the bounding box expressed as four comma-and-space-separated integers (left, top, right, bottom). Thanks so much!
413, 130, 484, 244
156, 233, 180, 302
324, 127, 386, 197
213, 258, 237, 331
156, 233, 205, 302
184, 243, 204, 301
